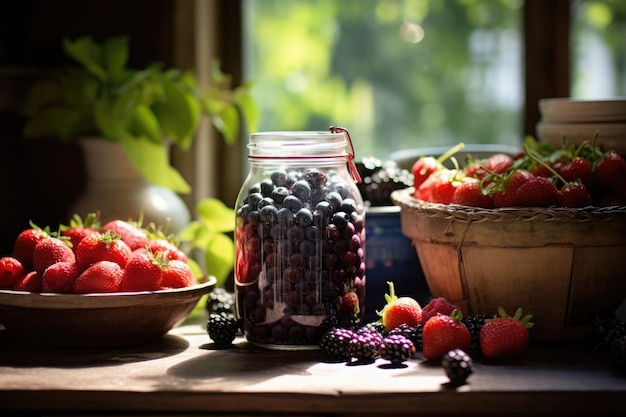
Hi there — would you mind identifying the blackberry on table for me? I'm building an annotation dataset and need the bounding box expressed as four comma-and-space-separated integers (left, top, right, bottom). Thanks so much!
442, 348, 474, 385
207, 313, 238, 345
348, 328, 384, 361
206, 287, 236, 317
462, 314, 487, 351
380, 334, 416, 365
362, 321, 388, 337
388, 323, 423, 352
319, 327, 355, 360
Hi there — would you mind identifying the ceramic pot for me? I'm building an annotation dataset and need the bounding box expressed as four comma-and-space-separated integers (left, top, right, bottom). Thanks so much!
70, 138, 191, 232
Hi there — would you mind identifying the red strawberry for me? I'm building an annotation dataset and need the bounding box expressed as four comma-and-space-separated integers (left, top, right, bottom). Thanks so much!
73, 260, 123, 294
595, 151, 626, 196
119, 251, 164, 292
479, 307, 533, 359
75, 230, 132, 270
42, 261, 81, 293
60, 213, 101, 249
483, 153, 514, 175
412, 156, 442, 190
101, 220, 150, 251
160, 259, 195, 289
376, 281, 422, 331
13, 271, 43, 292
492, 170, 534, 208
339, 291, 360, 317
412, 143, 465, 189
0, 257, 25, 289
556, 182, 592, 208
421, 296, 462, 325
512, 175, 558, 207
32, 236, 76, 274
422, 310, 471, 360
417, 169, 461, 204
11, 226, 49, 269
147, 239, 188, 263
555, 156, 593, 187
450, 178, 494, 208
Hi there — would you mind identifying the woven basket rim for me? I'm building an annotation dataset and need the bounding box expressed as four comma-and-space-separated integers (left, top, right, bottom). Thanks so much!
391, 188, 626, 223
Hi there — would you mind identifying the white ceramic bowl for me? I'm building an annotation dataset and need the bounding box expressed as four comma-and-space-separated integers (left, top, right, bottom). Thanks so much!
539, 98, 626, 123
0, 276, 215, 347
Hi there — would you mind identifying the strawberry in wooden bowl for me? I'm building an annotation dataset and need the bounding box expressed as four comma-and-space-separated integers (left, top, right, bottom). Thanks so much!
391, 138, 626, 341
0, 216, 215, 347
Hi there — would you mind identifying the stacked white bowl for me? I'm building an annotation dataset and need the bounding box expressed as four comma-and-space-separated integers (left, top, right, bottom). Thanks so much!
536, 98, 626, 156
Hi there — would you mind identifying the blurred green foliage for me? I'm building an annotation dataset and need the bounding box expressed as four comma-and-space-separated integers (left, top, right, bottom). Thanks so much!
245, 0, 626, 159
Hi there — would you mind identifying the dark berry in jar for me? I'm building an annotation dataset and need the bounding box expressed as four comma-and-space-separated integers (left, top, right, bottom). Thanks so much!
246, 192, 264, 210
270, 170, 290, 187
260, 179, 275, 197
303, 168, 327, 188
295, 208, 313, 227
292, 180, 312, 202
325, 192, 343, 210
272, 186, 289, 203
259, 205, 279, 223
283, 195, 303, 213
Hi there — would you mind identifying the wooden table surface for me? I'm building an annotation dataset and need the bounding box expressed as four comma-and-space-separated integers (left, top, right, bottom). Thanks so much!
1, 322, 626, 417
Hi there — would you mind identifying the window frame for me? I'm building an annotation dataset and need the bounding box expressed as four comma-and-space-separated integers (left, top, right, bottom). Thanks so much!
178, 0, 572, 207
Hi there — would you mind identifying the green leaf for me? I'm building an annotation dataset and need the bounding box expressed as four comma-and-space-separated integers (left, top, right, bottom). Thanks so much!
22, 107, 92, 141
63, 37, 108, 81
21, 79, 66, 117
213, 104, 240, 145
152, 75, 201, 149
234, 89, 259, 134
93, 97, 132, 140
204, 233, 235, 287
177, 221, 213, 249
102, 36, 129, 78
121, 136, 191, 193
197, 198, 235, 233
129, 104, 162, 143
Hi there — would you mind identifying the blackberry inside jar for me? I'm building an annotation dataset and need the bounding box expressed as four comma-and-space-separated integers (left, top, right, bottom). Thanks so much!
234, 130, 366, 349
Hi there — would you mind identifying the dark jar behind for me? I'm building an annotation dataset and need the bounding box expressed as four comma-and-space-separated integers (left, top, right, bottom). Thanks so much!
234, 129, 366, 350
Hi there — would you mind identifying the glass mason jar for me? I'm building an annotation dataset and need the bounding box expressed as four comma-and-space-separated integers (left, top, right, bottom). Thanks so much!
234, 127, 366, 350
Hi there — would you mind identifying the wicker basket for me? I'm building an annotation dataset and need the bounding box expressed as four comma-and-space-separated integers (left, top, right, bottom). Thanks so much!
391, 188, 626, 340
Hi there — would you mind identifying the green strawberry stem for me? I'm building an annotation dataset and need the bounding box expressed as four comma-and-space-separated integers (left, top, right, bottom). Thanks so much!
524, 146, 570, 186
491, 306, 535, 329
436, 142, 465, 165
375, 281, 398, 317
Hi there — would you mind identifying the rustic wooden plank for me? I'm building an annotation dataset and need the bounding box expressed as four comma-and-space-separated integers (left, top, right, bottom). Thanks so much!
1, 324, 626, 416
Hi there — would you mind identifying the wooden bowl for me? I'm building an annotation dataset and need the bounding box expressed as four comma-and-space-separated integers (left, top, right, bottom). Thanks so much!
0, 277, 216, 347
391, 188, 626, 341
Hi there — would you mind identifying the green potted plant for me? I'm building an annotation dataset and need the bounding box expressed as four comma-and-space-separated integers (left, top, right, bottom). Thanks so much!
21, 35, 257, 194
20, 36, 257, 232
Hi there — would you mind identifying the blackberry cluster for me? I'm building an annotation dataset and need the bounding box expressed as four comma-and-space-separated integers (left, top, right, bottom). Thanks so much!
442, 349, 474, 385
319, 327, 355, 360
462, 314, 487, 351
206, 287, 236, 317
388, 323, 423, 352
355, 156, 412, 206
380, 334, 416, 365
362, 321, 388, 337
348, 327, 384, 362
207, 313, 239, 345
